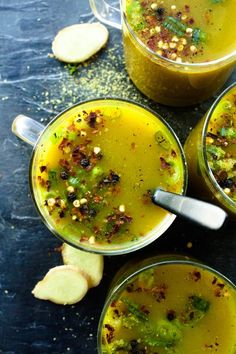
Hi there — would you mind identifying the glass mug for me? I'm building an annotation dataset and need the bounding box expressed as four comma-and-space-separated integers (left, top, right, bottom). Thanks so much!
184, 82, 236, 217
12, 98, 187, 255
89, 0, 236, 107
97, 254, 236, 353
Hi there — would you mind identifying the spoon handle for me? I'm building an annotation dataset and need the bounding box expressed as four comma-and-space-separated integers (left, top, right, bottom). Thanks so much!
152, 189, 227, 230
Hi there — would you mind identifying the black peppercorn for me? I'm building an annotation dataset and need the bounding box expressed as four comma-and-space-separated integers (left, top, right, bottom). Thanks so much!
67, 192, 77, 202
60, 170, 69, 180
80, 158, 90, 168
156, 7, 165, 19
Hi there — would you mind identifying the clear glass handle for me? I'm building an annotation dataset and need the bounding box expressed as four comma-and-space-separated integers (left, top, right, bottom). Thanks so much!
12, 114, 45, 146
89, 0, 122, 30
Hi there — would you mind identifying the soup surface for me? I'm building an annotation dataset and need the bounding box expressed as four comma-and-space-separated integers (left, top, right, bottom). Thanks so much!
32, 100, 184, 250
206, 86, 236, 202
101, 263, 236, 353
125, 0, 236, 63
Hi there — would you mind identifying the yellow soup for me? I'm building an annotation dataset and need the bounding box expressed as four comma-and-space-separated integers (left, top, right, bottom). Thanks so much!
31, 100, 185, 253
122, 0, 236, 106
125, 0, 236, 63
100, 262, 236, 353
184, 84, 236, 216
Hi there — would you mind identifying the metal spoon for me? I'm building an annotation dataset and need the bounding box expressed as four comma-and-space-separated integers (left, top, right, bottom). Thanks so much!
152, 189, 227, 230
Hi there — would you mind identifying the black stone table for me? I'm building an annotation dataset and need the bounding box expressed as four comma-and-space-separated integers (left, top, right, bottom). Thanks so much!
0, 1, 235, 353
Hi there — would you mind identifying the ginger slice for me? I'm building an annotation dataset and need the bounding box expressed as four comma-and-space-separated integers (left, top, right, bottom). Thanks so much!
52, 22, 109, 63
61, 243, 104, 288
32, 265, 88, 305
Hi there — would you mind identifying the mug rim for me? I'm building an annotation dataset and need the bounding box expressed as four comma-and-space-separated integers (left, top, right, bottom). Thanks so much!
201, 82, 236, 212
121, 0, 236, 69
97, 254, 236, 352
29, 97, 188, 255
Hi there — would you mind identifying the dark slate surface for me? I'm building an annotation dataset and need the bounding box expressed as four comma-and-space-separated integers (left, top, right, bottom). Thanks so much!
0, 1, 235, 353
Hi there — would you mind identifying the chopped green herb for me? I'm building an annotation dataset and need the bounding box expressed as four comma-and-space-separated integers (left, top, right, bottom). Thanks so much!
122, 297, 149, 322
219, 127, 236, 138
67, 64, 79, 75
163, 16, 206, 44
68, 131, 77, 141
144, 320, 182, 348
192, 28, 207, 44
206, 145, 226, 160
181, 295, 210, 326
163, 16, 186, 37
190, 295, 210, 313
126, 0, 145, 31
48, 170, 58, 187
68, 176, 80, 187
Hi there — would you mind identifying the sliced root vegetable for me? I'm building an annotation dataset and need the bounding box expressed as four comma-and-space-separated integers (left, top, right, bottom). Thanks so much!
61, 243, 104, 288
32, 265, 88, 305
52, 22, 109, 63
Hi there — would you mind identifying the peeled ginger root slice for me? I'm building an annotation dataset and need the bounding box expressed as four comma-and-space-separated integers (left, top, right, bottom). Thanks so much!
32, 265, 88, 305
52, 22, 109, 63
61, 243, 104, 288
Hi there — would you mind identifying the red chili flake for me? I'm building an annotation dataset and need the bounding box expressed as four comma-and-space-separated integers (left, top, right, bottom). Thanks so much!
171, 150, 177, 157
59, 210, 65, 218
160, 157, 171, 169
214, 288, 223, 297
126, 283, 134, 293
188, 17, 195, 25
86, 111, 97, 128
190, 270, 201, 282
80, 236, 89, 242
105, 211, 133, 240
59, 159, 70, 170
212, 276, 217, 285
145, 15, 157, 27
205, 344, 214, 349
93, 195, 103, 203
58, 138, 71, 151
93, 226, 100, 234
67, 123, 76, 131
40, 165, 47, 173
147, 37, 157, 51
37, 176, 46, 187
150, 284, 167, 302
217, 282, 225, 289
92, 129, 99, 134
46, 180, 50, 191
140, 0, 148, 6
105, 324, 115, 344
184, 5, 190, 12
140, 305, 150, 315
143, 189, 152, 205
